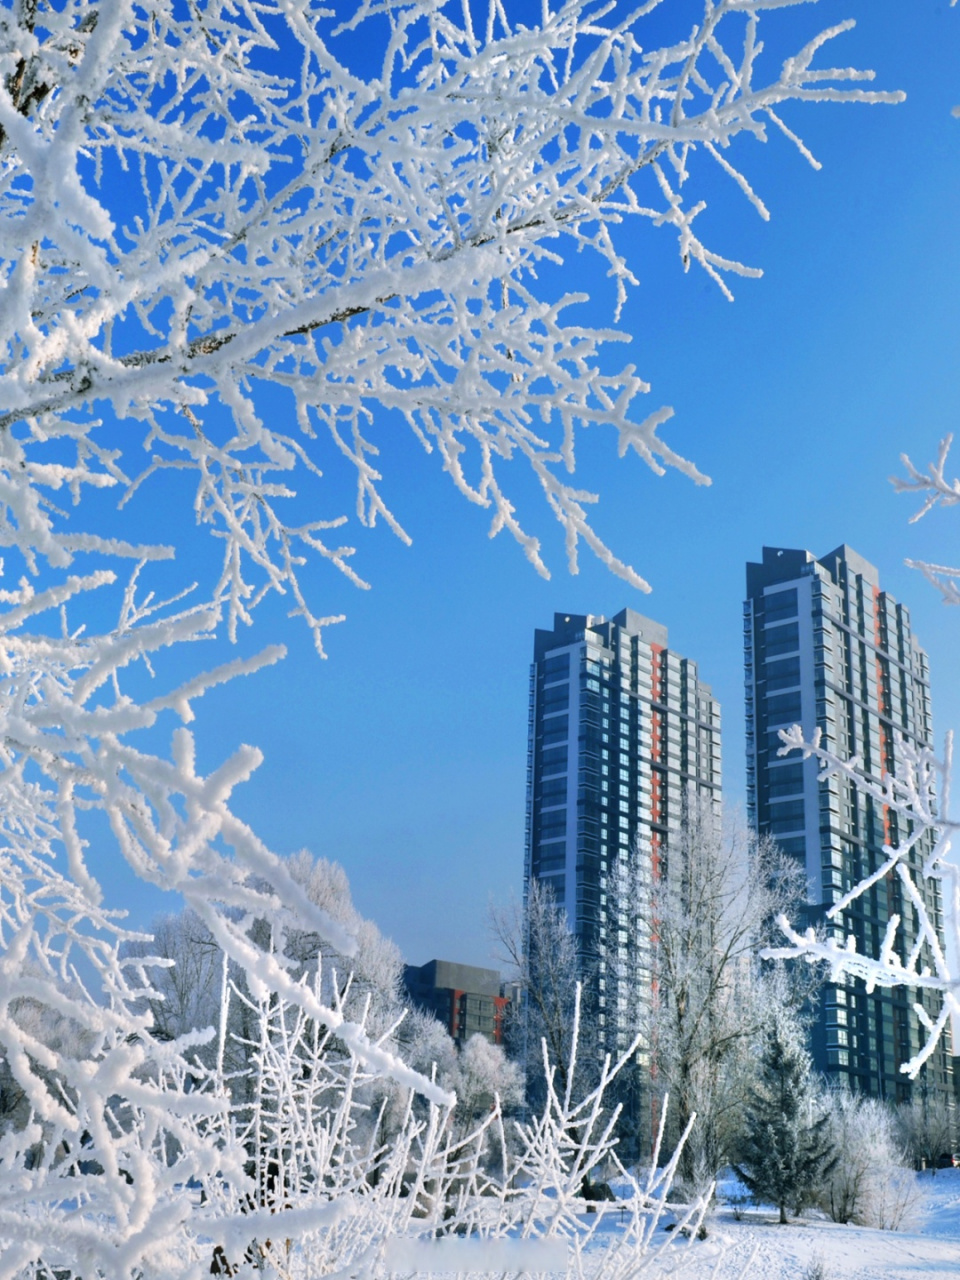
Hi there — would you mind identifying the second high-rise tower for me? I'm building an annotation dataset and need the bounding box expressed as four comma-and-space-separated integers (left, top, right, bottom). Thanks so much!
744, 544, 952, 1105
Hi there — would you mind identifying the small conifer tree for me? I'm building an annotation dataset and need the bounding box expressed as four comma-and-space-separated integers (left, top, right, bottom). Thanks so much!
733, 1011, 837, 1224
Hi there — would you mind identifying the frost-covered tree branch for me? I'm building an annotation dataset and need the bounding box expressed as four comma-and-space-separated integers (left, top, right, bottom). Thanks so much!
0, 0, 901, 640
0, 568, 461, 1274
894, 433, 960, 605
765, 723, 959, 1079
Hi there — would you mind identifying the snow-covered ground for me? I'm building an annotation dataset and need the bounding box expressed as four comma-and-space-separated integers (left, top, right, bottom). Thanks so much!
696, 1169, 960, 1280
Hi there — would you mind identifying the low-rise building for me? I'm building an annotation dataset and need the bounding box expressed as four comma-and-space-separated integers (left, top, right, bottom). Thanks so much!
403, 959, 509, 1046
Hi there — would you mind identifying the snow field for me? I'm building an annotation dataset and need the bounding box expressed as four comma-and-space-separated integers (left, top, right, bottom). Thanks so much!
700, 1169, 960, 1280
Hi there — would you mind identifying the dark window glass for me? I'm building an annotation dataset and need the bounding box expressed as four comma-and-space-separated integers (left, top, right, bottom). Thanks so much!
542, 746, 568, 774
545, 654, 570, 680
542, 717, 568, 745
541, 777, 567, 801
769, 798, 806, 832
536, 852, 566, 873
768, 762, 804, 797
764, 588, 799, 623
765, 622, 800, 657
767, 691, 802, 724
776, 836, 807, 859
766, 656, 801, 692
542, 684, 569, 710
539, 810, 567, 838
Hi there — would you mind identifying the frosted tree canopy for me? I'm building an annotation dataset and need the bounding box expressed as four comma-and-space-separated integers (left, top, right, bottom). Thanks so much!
0, 0, 902, 634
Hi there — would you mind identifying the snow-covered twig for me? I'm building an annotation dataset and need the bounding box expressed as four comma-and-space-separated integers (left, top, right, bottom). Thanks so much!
764, 725, 960, 1078
204, 978, 729, 1279
0, 0, 902, 631
894, 434, 960, 605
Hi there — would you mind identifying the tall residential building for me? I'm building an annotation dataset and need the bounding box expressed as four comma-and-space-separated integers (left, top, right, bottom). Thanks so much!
745, 545, 952, 1104
525, 610, 721, 1060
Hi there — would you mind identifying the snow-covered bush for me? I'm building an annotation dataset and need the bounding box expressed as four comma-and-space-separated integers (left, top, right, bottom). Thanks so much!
279, 851, 407, 1036
819, 1088, 921, 1230
868, 1164, 925, 1233
447, 1033, 524, 1141
893, 1092, 956, 1174
199, 979, 723, 1279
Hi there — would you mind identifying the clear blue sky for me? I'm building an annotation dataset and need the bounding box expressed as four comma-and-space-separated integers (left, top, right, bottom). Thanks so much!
82, 2, 960, 970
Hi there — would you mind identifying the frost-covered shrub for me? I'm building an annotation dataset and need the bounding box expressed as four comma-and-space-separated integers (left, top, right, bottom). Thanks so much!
869, 1164, 925, 1232
819, 1089, 921, 1230
448, 1033, 524, 1140
203, 981, 721, 1280
893, 1093, 956, 1174
803, 1256, 829, 1280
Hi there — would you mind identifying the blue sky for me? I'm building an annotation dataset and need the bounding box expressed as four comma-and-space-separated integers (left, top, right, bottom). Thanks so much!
76, 1, 960, 971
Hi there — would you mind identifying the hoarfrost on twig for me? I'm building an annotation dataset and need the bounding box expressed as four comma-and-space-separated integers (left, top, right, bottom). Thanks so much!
0, 0, 902, 638
765, 724, 960, 1078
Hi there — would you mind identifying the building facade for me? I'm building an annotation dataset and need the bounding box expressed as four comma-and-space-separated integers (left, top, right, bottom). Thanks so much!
525, 609, 722, 1061
403, 959, 509, 1047
745, 544, 952, 1104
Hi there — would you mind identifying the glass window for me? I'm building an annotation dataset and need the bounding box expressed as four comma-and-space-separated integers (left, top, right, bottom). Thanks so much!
544, 653, 570, 680
539, 823, 567, 847
764, 587, 799, 623
766, 691, 802, 724
776, 836, 806, 858
766, 656, 801, 692
768, 761, 804, 797
765, 622, 800, 657
542, 717, 568, 745
536, 852, 566, 873
769, 799, 806, 833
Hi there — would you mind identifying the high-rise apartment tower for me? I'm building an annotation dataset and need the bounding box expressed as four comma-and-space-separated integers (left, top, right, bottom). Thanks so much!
745, 545, 952, 1104
525, 610, 721, 1058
